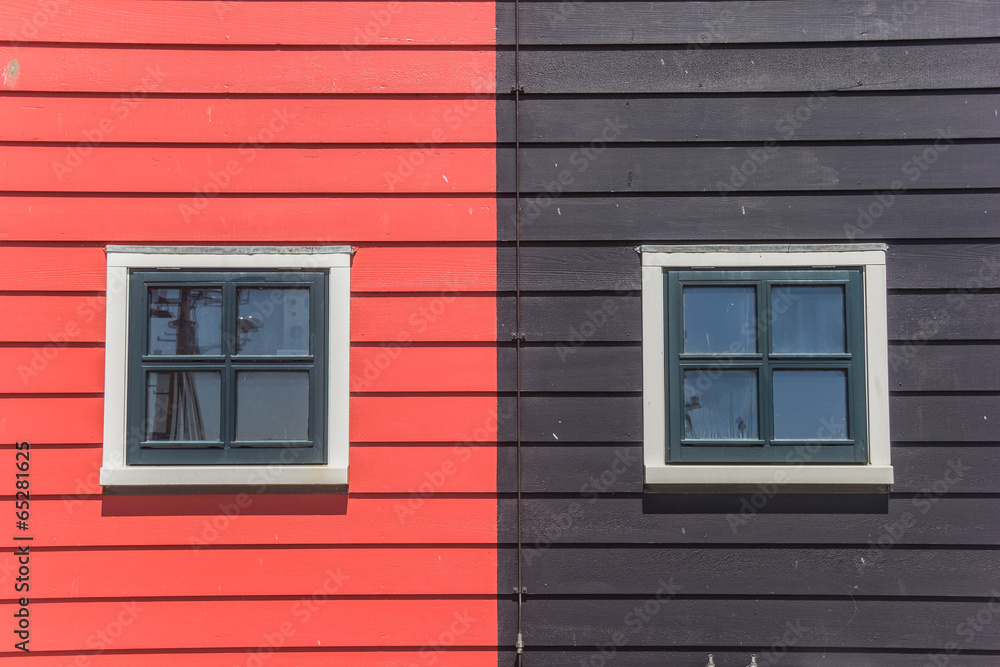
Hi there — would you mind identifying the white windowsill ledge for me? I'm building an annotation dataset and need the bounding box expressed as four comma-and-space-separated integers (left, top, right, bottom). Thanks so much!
645, 464, 894, 491
100, 465, 349, 487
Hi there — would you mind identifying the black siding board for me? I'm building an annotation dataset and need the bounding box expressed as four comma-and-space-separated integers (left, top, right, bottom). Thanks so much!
506, 599, 1000, 650
514, 144, 999, 193
501, 293, 1000, 342
503, 444, 1000, 495
501, 497, 1000, 545
497, 652, 1000, 667
501, 245, 1000, 291
503, 193, 1000, 242
508, 546, 999, 597
503, 0, 1000, 45
508, 394, 1000, 442
517, 93, 1000, 143
518, 43, 1000, 94
892, 344, 1000, 392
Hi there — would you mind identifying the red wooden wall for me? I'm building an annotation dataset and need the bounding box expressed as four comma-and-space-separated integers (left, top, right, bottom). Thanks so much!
0, 1, 498, 663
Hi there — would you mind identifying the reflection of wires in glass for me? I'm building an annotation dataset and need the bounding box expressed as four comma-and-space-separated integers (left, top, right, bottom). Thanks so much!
236, 315, 261, 354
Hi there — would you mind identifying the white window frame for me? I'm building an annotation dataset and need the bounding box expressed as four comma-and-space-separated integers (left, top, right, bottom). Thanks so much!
641, 244, 892, 490
100, 246, 352, 488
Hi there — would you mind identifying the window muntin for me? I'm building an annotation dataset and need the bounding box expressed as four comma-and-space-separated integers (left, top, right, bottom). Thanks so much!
665, 269, 867, 464
126, 270, 328, 466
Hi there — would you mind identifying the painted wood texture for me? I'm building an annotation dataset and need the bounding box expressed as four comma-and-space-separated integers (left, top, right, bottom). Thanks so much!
1, 0, 496, 45
3, 1, 499, 662
1, 96, 497, 143
0, 46, 496, 94
498, 2, 1000, 662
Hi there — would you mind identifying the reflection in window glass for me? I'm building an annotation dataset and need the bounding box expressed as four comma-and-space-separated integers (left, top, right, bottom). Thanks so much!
236, 288, 310, 355
771, 285, 845, 354
147, 288, 222, 355
773, 370, 848, 439
683, 286, 756, 354
146, 371, 221, 441
683, 370, 758, 439
236, 372, 310, 441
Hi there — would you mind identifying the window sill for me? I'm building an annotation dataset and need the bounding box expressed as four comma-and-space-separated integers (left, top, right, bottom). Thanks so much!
100, 465, 349, 488
644, 464, 893, 492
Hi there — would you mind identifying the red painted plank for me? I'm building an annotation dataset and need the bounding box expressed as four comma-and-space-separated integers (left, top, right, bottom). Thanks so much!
0, 547, 495, 598
352, 396, 498, 443
0, 652, 496, 667
0, 395, 497, 444
353, 444, 497, 494
1, 145, 496, 194
0, 397, 104, 444
0, 0, 496, 46
0, 295, 104, 343
0, 344, 493, 395
0, 246, 106, 291
0, 294, 494, 344
0, 45, 496, 94
2, 497, 497, 546
353, 295, 497, 343
0, 599, 497, 650
0, 245, 495, 293
0, 345, 103, 393
0, 196, 496, 243
353, 246, 496, 292
351, 345, 495, 393
14, 443, 496, 496
1, 94, 495, 143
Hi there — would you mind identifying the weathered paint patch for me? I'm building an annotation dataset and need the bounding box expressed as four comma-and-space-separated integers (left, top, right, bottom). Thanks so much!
4, 60, 19, 88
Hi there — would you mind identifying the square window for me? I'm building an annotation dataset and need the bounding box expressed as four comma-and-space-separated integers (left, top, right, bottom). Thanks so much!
642, 245, 892, 489
100, 247, 351, 488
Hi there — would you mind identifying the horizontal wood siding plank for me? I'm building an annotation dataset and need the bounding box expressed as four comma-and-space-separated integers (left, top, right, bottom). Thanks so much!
0, 395, 499, 444
506, 293, 1000, 342
1, 547, 496, 598
9, 444, 496, 496
891, 344, 1000, 391
501, 245, 1000, 291
513, 143, 998, 193
1, 146, 496, 193
1, 0, 495, 45
509, 0, 1000, 45
502, 193, 1000, 242
500, 394, 1000, 442
1, 599, 496, 651
509, 599, 1000, 650
351, 345, 496, 393
0, 46, 496, 94
0, 295, 495, 344
512, 342, 1000, 393
516, 93, 1000, 142
8, 497, 497, 547
515, 43, 1000, 93
508, 546, 998, 597
0, 246, 497, 293
503, 445, 999, 494
0, 653, 494, 667
0, 95, 496, 144
0, 196, 498, 243
0, 345, 104, 393
354, 295, 498, 343
503, 497, 1000, 545
495, 653, 1000, 667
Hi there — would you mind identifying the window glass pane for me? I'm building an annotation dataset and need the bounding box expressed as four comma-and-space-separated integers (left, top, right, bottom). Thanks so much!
771, 285, 845, 354
236, 288, 311, 355
773, 370, 848, 440
683, 286, 756, 354
145, 371, 221, 441
683, 370, 758, 439
147, 288, 222, 355
236, 371, 309, 440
